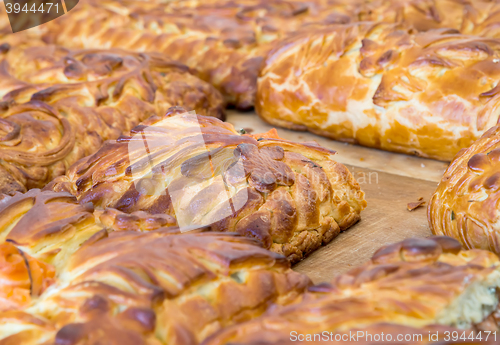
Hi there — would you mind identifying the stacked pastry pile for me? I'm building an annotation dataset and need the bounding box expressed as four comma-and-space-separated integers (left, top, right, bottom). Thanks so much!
1, 0, 500, 344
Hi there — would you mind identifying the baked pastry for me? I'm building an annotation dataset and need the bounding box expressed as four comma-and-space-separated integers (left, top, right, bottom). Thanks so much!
203, 236, 500, 345
0, 242, 55, 312
29, 229, 310, 345
0, 311, 55, 345
42, 0, 500, 110
204, 324, 496, 345
0, 189, 180, 274
47, 108, 366, 262
257, 22, 500, 161
0, 189, 106, 273
347, 0, 500, 37
0, 43, 224, 195
0, 188, 310, 344
42, 0, 357, 109
0, 233, 309, 345
429, 125, 500, 253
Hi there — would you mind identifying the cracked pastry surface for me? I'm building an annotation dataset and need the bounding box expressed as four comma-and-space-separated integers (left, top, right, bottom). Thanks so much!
429, 125, 500, 254
257, 22, 500, 161
0, 189, 310, 345
203, 236, 500, 344
47, 108, 366, 263
0, 42, 224, 195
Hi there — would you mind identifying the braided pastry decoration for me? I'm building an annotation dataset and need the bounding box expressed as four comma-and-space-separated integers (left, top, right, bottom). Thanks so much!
204, 236, 500, 345
42, 0, 500, 109
47, 107, 366, 263
0, 189, 310, 345
429, 125, 500, 254
257, 22, 500, 161
41, 0, 358, 109
0, 43, 224, 195
345, 0, 500, 37
0, 242, 55, 312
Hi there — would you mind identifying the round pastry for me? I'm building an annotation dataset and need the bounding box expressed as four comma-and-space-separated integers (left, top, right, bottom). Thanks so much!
429, 125, 500, 253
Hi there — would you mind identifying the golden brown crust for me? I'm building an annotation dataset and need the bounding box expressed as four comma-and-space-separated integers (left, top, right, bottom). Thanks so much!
52, 313, 162, 345
0, 188, 311, 344
257, 22, 500, 161
0, 311, 55, 345
38, 0, 500, 110
0, 243, 55, 312
429, 125, 500, 253
53, 230, 309, 341
345, 0, 500, 37
203, 236, 500, 345
2, 230, 310, 344
0, 42, 224, 195
41, 0, 359, 109
0, 189, 182, 277
0, 189, 106, 275
47, 108, 366, 263
97, 208, 177, 231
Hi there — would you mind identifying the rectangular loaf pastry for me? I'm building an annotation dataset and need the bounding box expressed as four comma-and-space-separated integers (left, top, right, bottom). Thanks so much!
0, 41, 224, 195
0, 190, 310, 345
47, 108, 366, 263
257, 22, 500, 161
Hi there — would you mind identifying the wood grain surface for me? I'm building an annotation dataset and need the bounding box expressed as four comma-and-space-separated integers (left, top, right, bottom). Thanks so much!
294, 165, 437, 284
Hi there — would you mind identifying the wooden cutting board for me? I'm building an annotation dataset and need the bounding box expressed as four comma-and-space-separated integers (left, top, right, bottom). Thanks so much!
227, 111, 445, 285
293, 165, 437, 284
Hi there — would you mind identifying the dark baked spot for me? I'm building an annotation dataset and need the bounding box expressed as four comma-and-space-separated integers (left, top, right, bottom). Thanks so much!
236, 210, 272, 249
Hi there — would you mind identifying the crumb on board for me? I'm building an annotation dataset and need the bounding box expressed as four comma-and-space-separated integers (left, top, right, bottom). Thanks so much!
239, 128, 254, 134
360, 157, 365, 161
407, 199, 426, 211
